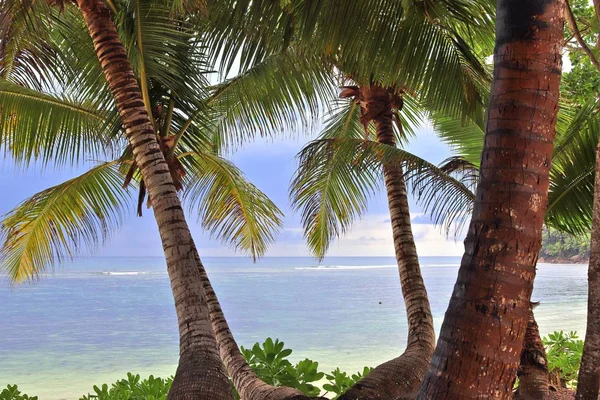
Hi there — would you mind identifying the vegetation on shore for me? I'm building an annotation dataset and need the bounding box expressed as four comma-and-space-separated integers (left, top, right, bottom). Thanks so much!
1, 332, 584, 400
540, 229, 591, 263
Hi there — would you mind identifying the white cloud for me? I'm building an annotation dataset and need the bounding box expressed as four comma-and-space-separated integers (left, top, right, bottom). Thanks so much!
261, 213, 465, 257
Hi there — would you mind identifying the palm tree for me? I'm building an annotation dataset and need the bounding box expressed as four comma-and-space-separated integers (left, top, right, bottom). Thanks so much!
424, 81, 600, 400
0, 1, 300, 398
290, 92, 480, 399
206, 2, 493, 398
1, 1, 345, 398
65, 1, 233, 396
415, 0, 565, 397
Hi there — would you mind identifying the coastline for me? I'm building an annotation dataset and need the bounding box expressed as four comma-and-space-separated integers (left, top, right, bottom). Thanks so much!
538, 257, 590, 264
1, 257, 588, 399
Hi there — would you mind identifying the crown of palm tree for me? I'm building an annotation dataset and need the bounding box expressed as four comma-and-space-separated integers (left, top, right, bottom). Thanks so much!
0, 0, 306, 282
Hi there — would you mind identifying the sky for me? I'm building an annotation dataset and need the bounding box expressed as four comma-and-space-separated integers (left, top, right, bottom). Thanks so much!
0, 123, 466, 259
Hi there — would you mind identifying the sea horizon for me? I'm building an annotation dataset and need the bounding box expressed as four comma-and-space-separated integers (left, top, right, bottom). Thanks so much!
1, 256, 588, 399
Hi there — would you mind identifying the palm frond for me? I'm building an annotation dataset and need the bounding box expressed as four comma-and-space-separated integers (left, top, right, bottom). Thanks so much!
207, 49, 336, 150
546, 101, 600, 235
291, 135, 477, 256
204, 0, 493, 121
290, 136, 381, 259
0, 80, 115, 166
0, 0, 63, 91
429, 110, 485, 166
409, 155, 477, 236
180, 152, 283, 259
0, 161, 132, 283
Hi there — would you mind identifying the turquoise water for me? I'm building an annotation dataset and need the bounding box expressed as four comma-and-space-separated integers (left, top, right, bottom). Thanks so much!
0, 257, 588, 399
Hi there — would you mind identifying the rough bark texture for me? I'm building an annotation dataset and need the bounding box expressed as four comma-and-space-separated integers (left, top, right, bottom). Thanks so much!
339, 86, 435, 400
515, 306, 551, 400
198, 265, 321, 400
416, 0, 565, 398
576, 137, 600, 400
75, 1, 232, 399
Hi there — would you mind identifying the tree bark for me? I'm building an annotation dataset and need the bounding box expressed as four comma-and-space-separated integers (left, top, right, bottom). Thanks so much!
515, 305, 551, 400
74, 1, 232, 399
339, 85, 436, 400
576, 137, 600, 399
416, 0, 565, 398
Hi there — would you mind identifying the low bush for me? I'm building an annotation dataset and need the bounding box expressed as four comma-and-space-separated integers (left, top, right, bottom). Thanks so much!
542, 330, 584, 388
9, 332, 582, 399
0, 385, 38, 400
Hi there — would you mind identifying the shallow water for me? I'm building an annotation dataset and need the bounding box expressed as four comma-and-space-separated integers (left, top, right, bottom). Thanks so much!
0, 257, 588, 399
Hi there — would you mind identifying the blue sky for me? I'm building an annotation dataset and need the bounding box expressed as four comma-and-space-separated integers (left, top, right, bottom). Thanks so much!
0, 123, 466, 259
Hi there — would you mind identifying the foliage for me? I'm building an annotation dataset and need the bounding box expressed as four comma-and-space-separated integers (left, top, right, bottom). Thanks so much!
543, 331, 584, 388
322, 367, 373, 399
0, 0, 288, 283
238, 337, 372, 399
240, 338, 324, 397
540, 228, 590, 262
3, 332, 583, 397
79, 373, 172, 400
0, 385, 37, 400
562, 0, 599, 105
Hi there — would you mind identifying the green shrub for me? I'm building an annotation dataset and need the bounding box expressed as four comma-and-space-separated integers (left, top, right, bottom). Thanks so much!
5, 338, 374, 400
240, 338, 324, 397
79, 373, 172, 400
239, 337, 372, 399
0, 385, 38, 400
543, 330, 584, 387
323, 367, 373, 399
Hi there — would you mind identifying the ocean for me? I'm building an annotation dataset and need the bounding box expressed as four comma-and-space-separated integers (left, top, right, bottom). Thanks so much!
0, 256, 588, 399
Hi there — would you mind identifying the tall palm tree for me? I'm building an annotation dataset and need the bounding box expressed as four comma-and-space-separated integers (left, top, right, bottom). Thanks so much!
432, 78, 600, 399
415, 0, 565, 397
69, 1, 233, 396
0, 1, 299, 398
290, 92, 479, 399
206, 2, 493, 398
0, 2, 343, 398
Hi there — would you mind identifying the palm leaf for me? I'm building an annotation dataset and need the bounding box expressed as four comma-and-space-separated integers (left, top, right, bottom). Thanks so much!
180, 152, 283, 259
0, 80, 115, 166
546, 101, 600, 235
0, 161, 132, 282
207, 49, 336, 150
204, 0, 493, 121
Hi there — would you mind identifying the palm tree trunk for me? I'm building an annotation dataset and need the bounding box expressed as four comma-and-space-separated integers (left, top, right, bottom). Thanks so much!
74, 1, 232, 398
515, 305, 550, 400
576, 138, 600, 399
416, 0, 564, 398
340, 85, 435, 399
197, 266, 322, 400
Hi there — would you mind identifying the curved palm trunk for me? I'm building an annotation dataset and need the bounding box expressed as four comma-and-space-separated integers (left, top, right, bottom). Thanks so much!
515, 305, 550, 400
198, 266, 321, 400
340, 85, 435, 400
75, 1, 232, 398
416, 0, 564, 398
576, 139, 600, 399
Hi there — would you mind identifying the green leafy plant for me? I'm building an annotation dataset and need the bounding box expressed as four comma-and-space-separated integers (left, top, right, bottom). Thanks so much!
6, 338, 374, 399
79, 373, 172, 400
543, 330, 584, 387
322, 367, 373, 399
0, 385, 38, 400
239, 337, 372, 399
240, 338, 324, 397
